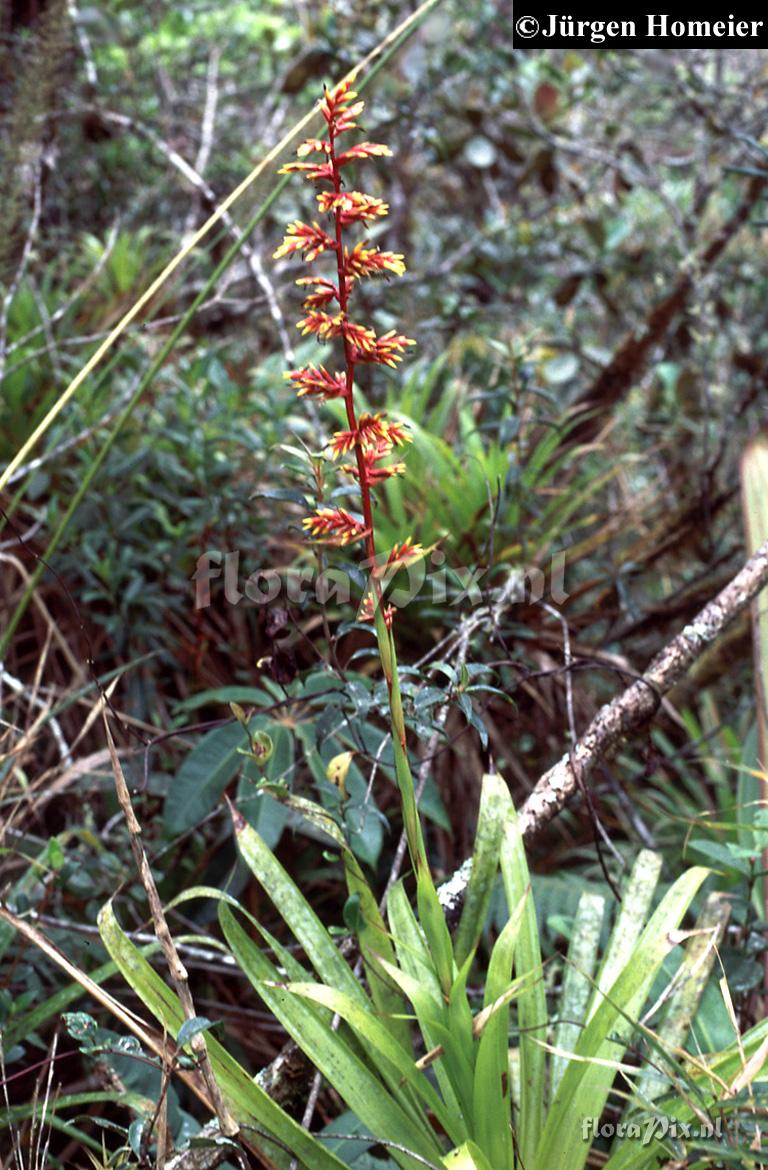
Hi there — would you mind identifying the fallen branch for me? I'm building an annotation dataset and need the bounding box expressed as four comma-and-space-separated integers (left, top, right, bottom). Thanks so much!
439, 534, 768, 918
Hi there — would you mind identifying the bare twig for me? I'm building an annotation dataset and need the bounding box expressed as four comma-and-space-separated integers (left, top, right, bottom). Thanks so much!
102, 711, 240, 1141
0, 666, 72, 768
83, 106, 296, 363
195, 48, 220, 177
184, 47, 221, 236
439, 535, 768, 913
519, 535, 768, 838
67, 0, 98, 88
0, 159, 44, 384
165, 1125, 235, 1170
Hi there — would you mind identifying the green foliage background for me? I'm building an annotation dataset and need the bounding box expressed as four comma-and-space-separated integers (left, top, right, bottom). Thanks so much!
2, 7, 768, 1166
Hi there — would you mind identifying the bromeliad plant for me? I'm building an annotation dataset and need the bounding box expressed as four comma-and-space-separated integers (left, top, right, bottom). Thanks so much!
29, 81, 768, 1170
273, 79, 454, 986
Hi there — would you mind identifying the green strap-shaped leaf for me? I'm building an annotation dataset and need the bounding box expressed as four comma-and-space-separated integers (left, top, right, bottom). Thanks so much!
472, 892, 527, 1170
445, 951, 479, 1125
454, 773, 508, 969
97, 901, 348, 1170
388, 879, 442, 988
551, 890, 605, 1096
232, 810, 368, 1006
342, 845, 412, 1051
375, 953, 464, 1125
587, 850, 662, 1023
219, 905, 444, 1170
283, 981, 464, 1148
500, 805, 547, 1169
537, 866, 709, 1170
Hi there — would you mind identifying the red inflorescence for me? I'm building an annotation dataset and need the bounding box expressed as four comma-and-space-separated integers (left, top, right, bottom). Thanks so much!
274, 80, 424, 614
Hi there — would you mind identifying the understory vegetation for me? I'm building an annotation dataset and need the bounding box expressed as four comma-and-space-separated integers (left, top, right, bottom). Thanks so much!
2, 8, 768, 1169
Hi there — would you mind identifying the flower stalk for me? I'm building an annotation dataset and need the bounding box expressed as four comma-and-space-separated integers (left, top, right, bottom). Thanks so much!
275, 82, 452, 985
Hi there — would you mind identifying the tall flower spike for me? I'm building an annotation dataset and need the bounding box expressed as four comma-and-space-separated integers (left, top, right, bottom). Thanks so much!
275, 80, 416, 621
276, 85, 438, 920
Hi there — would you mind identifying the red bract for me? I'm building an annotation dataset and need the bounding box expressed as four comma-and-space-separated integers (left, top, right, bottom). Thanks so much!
345, 242, 406, 279
296, 310, 345, 340
315, 191, 389, 224
295, 277, 338, 309
336, 142, 392, 165
284, 365, 347, 400
274, 79, 417, 624
302, 508, 368, 546
273, 220, 334, 262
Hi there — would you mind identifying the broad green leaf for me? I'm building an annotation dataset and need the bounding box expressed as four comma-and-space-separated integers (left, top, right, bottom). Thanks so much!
177, 1016, 214, 1049
173, 686, 273, 713
164, 721, 249, 834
